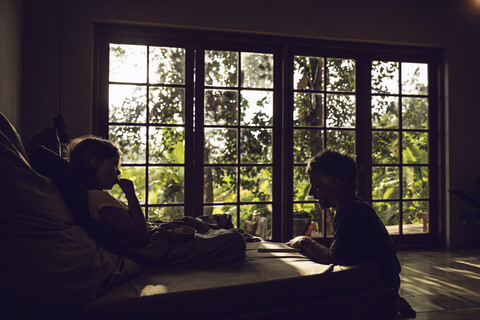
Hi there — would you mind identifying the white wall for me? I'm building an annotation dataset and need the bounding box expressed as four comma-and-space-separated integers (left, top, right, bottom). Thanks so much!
19, 0, 480, 247
0, 0, 22, 129
55, 0, 449, 140
443, 0, 480, 247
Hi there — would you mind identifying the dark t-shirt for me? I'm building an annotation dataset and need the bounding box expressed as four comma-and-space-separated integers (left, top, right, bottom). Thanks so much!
329, 199, 401, 290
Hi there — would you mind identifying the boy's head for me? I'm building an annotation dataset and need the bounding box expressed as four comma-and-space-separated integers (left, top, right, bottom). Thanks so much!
306, 150, 357, 208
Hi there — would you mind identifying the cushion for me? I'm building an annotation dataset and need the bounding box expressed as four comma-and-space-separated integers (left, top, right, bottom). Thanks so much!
0, 124, 143, 318
33, 145, 141, 262
25, 126, 61, 171
0, 112, 28, 161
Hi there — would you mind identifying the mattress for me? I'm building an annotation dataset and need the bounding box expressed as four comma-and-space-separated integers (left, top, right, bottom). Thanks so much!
78, 242, 388, 319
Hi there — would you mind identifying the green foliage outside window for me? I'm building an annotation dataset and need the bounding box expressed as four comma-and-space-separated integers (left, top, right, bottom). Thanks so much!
106, 44, 431, 237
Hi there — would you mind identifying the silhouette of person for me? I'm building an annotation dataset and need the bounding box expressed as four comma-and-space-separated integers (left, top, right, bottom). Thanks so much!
287, 150, 415, 318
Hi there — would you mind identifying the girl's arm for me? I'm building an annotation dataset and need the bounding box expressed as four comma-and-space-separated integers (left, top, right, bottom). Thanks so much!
99, 179, 147, 245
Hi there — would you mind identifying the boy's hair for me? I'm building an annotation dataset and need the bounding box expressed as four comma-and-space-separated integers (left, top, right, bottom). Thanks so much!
306, 150, 357, 192
68, 135, 121, 188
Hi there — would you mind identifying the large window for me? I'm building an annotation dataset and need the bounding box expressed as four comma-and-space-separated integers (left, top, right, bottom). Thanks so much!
371, 61, 431, 235
202, 50, 275, 239
107, 44, 188, 221
292, 55, 356, 239
94, 25, 442, 246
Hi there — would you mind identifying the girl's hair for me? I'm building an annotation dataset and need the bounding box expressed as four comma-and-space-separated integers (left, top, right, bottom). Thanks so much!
68, 135, 121, 188
306, 150, 357, 192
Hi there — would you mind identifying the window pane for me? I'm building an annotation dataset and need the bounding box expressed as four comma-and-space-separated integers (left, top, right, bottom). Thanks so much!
373, 201, 399, 235
402, 132, 428, 164
240, 128, 272, 163
109, 125, 146, 164
241, 52, 274, 88
149, 167, 184, 204
326, 94, 355, 128
326, 58, 355, 92
204, 89, 238, 126
402, 97, 428, 129
149, 206, 184, 222
403, 166, 428, 199
402, 62, 428, 95
109, 85, 146, 123
293, 203, 323, 237
240, 90, 273, 126
294, 56, 324, 90
149, 87, 185, 124
372, 61, 399, 94
205, 50, 238, 87
240, 166, 272, 202
293, 129, 324, 163
111, 166, 146, 204
294, 93, 324, 127
240, 204, 272, 240
293, 166, 314, 201
326, 130, 355, 156
203, 205, 237, 219
372, 166, 399, 200
149, 127, 184, 164
403, 201, 429, 234
204, 128, 237, 164
372, 131, 399, 164
109, 44, 147, 83
149, 46, 185, 85
372, 96, 398, 129
203, 166, 237, 203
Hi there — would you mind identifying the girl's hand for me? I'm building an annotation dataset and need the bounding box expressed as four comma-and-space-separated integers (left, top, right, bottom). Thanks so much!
117, 178, 136, 198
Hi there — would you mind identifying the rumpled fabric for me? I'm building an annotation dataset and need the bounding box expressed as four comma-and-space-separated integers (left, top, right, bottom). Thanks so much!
0, 114, 142, 318
132, 216, 246, 265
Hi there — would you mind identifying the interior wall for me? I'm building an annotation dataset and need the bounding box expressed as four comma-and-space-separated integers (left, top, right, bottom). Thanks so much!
443, 0, 480, 248
19, 0, 480, 247
21, 0, 61, 140
23, 0, 450, 141
0, 0, 22, 129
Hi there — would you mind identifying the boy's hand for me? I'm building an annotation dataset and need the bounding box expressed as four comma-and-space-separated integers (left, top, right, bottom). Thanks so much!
286, 235, 311, 248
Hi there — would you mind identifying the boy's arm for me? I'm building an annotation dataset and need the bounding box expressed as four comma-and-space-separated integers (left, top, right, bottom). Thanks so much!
286, 236, 346, 265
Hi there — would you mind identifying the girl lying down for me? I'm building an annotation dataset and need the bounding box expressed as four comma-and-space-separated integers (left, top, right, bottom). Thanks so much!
68, 135, 246, 265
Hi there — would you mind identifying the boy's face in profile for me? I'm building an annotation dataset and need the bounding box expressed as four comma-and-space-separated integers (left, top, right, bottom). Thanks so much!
308, 174, 339, 209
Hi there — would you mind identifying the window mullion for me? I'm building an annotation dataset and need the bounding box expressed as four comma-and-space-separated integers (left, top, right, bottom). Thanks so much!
236, 50, 242, 229
355, 54, 373, 204
193, 46, 205, 217
184, 42, 196, 217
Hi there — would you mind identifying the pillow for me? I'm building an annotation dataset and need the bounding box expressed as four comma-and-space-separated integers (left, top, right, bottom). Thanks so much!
0, 112, 28, 161
33, 145, 142, 262
0, 128, 143, 318
25, 126, 61, 171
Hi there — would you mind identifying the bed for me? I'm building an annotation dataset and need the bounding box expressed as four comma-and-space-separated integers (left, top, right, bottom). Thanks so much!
0, 112, 396, 320
78, 242, 397, 319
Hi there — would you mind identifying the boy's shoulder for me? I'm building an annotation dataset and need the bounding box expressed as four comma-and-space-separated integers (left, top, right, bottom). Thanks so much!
342, 199, 374, 211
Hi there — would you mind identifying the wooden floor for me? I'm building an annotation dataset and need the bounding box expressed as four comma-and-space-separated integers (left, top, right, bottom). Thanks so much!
397, 248, 480, 319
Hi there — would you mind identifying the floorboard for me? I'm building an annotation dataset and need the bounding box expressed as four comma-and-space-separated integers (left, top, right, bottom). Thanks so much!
397, 249, 480, 320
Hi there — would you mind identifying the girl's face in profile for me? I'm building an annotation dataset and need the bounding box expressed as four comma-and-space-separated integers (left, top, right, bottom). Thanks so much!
94, 156, 121, 190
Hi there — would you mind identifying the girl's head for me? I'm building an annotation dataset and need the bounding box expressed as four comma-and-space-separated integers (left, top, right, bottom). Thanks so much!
68, 135, 122, 189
